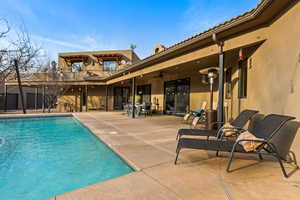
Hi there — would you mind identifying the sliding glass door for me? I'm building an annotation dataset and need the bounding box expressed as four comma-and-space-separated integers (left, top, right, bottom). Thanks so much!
164, 78, 190, 115
113, 87, 130, 110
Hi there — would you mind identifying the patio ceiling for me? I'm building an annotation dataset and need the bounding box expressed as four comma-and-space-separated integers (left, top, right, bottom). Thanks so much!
107, 38, 265, 85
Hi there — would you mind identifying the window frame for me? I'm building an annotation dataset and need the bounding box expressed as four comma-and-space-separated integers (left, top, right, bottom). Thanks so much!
103, 60, 117, 72
136, 84, 151, 104
238, 59, 248, 99
225, 68, 232, 99
71, 62, 83, 72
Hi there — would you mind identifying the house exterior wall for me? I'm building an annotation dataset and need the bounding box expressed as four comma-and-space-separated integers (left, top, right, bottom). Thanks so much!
57, 89, 81, 112
0, 84, 41, 110
4, 0, 299, 158
134, 71, 215, 113
58, 50, 139, 78
57, 86, 108, 112
229, 3, 300, 157
87, 86, 106, 110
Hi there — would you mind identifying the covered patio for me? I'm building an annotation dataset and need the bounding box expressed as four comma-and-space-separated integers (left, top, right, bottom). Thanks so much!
50, 112, 300, 200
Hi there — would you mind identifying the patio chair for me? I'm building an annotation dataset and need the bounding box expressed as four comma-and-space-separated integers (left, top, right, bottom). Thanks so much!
175, 114, 298, 178
177, 109, 259, 140
183, 101, 207, 124
135, 104, 142, 117
140, 102, 152, 116
123, 104, 130, 116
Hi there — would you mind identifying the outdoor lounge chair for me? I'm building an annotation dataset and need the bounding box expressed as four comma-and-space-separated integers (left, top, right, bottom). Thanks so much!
175, 114, 299, 178
183, 101, 207, 124
177, 109, 259, 140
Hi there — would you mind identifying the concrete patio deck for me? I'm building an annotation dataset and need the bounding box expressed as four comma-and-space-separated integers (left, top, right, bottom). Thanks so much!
47, 112, 300, 200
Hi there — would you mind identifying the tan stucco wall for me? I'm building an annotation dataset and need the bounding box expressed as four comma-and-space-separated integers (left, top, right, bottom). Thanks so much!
58, 50, 138, 75
231, 3, 300, 157
87, 86, 106, 110
58, 94, 80, 112
135, 70, 215, 112
57, 86, 108, 112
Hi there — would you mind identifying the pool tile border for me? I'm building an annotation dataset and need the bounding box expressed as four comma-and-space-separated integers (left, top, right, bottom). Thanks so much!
0, 113, 72, 119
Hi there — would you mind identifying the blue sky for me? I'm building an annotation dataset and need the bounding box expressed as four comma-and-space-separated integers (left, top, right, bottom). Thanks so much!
0, 0, 259, 60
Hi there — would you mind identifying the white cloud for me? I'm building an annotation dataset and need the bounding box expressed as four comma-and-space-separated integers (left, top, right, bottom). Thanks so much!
31, 34, 118, 60
33, 35, 87, 50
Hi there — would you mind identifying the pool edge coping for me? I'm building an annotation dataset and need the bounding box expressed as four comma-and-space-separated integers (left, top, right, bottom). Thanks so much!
0, 113, 73, 119
71, 114, 142, 172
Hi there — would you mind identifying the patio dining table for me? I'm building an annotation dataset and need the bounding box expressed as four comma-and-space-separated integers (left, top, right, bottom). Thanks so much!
123, 103, 151, 117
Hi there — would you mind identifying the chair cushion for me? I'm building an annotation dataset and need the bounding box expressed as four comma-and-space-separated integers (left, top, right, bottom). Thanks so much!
221, 122, 237, 136
237, 131, 264, 152
192, 109, 204, 117
178, 128, 216, 137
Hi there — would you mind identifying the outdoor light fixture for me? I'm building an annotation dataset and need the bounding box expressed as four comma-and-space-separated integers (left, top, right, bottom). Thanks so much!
239, 48, 245, 61
120, 59, 127, 65
199, 67, 218, 111
199, 67, 219, 130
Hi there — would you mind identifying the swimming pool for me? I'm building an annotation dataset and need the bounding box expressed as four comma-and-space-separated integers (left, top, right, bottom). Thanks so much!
0, 116, 133, 200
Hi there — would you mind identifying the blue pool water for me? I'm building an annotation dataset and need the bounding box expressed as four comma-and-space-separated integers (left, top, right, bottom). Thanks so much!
0, 116, 133, 200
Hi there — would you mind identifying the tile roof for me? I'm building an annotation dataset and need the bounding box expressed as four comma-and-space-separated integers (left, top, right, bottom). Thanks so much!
106, 0, 275, 80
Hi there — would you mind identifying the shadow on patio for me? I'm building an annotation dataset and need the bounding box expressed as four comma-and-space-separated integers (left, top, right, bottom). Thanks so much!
52, 112, 300, 200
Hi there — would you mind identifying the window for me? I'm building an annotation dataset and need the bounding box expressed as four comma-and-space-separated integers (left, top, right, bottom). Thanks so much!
137, 85, 151, 104
225, 68, 232, 99
238, 60, 248, 98
71, 62, 83, 72
103, 60, 116, 71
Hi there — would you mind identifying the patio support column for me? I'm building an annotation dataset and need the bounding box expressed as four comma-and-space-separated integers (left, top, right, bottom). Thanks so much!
131, 77, 136, 118
212, 33, 225, 123
85, 85, 88, 112
79, 87, 83, 112
42, 85, 45, 113
105, 85, 109, 111
217, 43, 224, 123
34, 87, 38, 110
75, 89, 78, 112
4, 85, 7, 112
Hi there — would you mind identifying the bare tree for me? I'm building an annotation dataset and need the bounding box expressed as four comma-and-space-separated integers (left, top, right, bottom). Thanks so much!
44, 84, 70, 113
0, 18, 10, 38
0, 19, 41, 113
0, 18, 12, 82
37, 60, 69, 112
